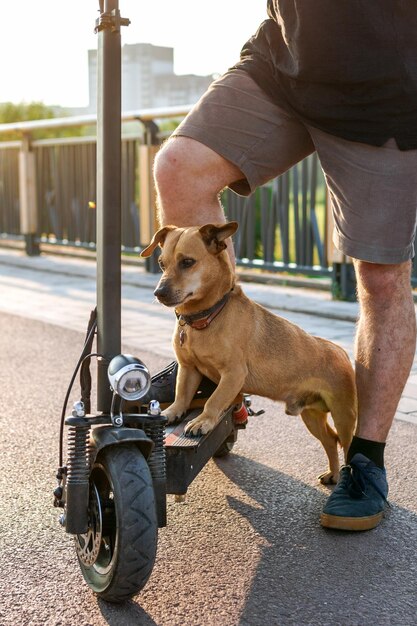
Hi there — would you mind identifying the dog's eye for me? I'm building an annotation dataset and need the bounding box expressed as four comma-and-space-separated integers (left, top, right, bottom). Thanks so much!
158, 258, 165, 271
179, 258, 196, 269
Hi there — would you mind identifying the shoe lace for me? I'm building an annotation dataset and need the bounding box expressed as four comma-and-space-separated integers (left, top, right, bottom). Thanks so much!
344, 458, 388, 503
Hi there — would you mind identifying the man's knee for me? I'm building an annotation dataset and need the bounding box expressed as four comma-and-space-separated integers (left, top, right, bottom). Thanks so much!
155, 137, 218, 192
154, 135, 244, 199
354, 259, 412, 301
154, 138, 190, 193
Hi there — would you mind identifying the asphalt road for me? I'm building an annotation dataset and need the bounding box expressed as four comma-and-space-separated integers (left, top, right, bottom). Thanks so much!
1, 311, 417, 626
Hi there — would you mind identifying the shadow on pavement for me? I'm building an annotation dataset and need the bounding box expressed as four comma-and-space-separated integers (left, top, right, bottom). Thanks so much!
216, 453, 417, 626
98, 599, 159, 626
2, 311, 416, 625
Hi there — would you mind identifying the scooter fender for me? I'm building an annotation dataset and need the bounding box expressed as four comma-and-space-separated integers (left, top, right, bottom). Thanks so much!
89, 426, 154, 467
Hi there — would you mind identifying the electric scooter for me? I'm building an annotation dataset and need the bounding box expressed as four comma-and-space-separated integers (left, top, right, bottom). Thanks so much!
53, 309, 250, 602
52, 0, 252, 603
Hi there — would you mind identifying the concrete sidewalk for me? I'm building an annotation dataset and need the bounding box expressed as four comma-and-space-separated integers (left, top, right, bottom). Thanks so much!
1, 245, 416, 425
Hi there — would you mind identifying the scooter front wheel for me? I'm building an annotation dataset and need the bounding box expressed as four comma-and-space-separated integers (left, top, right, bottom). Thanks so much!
75, 444, 157, 603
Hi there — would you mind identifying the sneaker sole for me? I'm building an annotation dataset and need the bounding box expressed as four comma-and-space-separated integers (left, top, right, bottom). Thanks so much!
320, 511, 383, 531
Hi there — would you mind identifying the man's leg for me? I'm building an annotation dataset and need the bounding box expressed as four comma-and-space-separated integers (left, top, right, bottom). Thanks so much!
154, 69, 314, 227
321, 259, 416, 531
353, 260, 416, 444
309, 128, 417, 529
154, 69, 314, 258
154, 136, 243, 228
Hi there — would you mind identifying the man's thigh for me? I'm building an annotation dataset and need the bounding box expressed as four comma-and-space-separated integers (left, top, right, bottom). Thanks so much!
172, 69, 315, 196
309, 127, 417, 264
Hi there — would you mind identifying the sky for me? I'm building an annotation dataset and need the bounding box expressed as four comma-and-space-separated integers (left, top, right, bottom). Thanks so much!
1, 1, 268, 108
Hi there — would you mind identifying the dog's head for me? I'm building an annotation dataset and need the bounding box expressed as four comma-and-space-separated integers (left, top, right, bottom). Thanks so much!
140, 222, 238, 310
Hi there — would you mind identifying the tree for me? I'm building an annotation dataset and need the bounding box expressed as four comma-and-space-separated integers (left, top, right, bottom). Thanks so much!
0, 102, 85, 140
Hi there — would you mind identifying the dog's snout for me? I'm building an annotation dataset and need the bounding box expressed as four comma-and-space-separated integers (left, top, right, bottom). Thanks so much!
154, 281, 171, 302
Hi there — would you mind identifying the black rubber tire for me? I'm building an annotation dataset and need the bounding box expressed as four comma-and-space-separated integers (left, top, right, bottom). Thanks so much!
213, 438, 235, 458
75, 444, 158, 603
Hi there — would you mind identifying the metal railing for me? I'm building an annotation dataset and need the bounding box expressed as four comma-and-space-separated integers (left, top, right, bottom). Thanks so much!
0, 107, 330, 274
0, 107, 193, 255
0, 141, 20, 239
225, 155, 329, 276
9, 106, 415, 297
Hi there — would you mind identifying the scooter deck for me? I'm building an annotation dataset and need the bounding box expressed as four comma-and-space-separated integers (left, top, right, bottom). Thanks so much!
165, 409, 210, 448
165, 407, 236, 495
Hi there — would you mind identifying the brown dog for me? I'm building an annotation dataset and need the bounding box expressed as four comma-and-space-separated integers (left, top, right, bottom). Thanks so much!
141, 221, 357, 484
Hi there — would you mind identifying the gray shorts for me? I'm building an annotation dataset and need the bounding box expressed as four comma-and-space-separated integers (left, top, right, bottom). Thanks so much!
173, 69, 417, 264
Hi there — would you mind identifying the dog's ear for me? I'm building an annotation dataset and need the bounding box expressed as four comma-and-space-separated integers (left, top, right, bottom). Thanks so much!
140, 225, 177, 257
198, 221, 238, 254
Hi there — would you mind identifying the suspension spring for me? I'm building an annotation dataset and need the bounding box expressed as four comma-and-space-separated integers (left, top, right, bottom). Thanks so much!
144, 420, 167, 527
67, 422, 91, 482
65, 416, 92, 535
145, 421, 166, 481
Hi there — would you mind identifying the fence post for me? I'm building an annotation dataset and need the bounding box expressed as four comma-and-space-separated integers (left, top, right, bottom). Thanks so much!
326, 189, 357, 301
138, 120, 160, 272
18, 134, 40, 256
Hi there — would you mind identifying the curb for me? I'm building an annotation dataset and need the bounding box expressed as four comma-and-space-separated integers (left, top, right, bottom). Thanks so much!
0, 248, 360, 323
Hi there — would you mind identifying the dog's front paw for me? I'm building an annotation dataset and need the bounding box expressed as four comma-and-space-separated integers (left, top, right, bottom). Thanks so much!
162, 404, 187, 425
184, 414, 217, 437
318, 470, 338, 485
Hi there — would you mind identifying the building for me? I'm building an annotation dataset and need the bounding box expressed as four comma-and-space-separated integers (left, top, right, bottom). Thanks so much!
87, 42, 213, 112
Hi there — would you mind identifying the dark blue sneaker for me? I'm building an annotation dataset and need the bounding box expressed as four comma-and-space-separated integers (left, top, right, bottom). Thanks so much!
320, 453, 389, 531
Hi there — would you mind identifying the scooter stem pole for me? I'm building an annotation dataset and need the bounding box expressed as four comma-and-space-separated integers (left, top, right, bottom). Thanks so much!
96, 0, 124, 412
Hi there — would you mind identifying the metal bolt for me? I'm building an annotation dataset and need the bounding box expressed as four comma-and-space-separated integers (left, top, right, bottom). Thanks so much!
148, 400, 161, 416
72, 401, 86, 417
54, 486, 63, 500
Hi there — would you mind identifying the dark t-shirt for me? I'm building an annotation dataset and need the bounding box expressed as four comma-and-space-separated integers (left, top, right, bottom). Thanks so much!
236, 1, 417, 149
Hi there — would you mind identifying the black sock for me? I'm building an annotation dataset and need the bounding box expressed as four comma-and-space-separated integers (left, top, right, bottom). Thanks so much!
347, 436, 386, 469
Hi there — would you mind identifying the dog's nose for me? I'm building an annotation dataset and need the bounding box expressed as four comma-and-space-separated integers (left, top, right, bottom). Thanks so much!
154, 283, 170, 301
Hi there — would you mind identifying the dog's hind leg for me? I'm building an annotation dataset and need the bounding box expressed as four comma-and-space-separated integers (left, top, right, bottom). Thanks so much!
300, 408, 340, 485
327, 401, 356, 463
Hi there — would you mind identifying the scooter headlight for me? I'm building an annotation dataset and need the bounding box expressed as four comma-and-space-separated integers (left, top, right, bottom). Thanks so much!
107, 354, 151, 401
